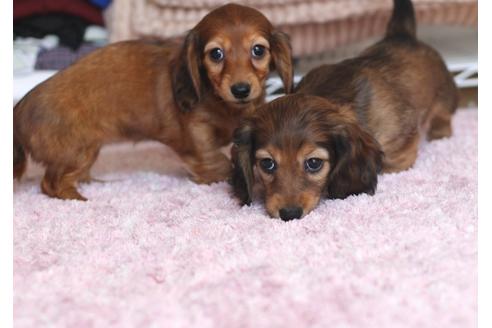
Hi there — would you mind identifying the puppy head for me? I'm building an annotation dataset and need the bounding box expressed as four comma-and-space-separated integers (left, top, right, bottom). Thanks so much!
231, 94, 383, 220
172, 3, 293, 111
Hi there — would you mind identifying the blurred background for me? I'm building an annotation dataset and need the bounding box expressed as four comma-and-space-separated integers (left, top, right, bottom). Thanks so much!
13, 0, 477, 107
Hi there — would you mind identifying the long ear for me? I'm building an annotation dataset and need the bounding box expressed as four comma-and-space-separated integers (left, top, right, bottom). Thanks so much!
171, 31, 202, 112
326, 123, 383, 199
230, 123, 255, 205
270, 31, 293, 94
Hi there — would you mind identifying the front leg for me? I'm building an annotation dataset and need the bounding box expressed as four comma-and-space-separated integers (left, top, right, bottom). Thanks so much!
181, 150, 232, 184
176, 121, 233, 184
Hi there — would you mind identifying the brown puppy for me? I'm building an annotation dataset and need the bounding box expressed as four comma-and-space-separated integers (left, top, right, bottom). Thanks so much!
231, 0, 458, 220
13, 3, 293, 200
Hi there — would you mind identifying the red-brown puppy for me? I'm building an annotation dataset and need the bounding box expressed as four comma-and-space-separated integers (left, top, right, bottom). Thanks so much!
13, 3, 293, 200
231, 0, 458, 220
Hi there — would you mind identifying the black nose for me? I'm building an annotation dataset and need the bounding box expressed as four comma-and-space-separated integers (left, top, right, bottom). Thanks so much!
279, 207, 303, 221
230, 83, 251, 99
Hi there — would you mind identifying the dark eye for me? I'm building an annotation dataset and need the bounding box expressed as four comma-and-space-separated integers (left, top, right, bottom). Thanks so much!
305, 158, 324, 173
259, 158, 276, 174
209, 48, 224, 62
251, 44, 266, 58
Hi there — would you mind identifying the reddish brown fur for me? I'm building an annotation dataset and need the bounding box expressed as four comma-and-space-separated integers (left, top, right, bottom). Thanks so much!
231, 0, 458, 219
232, 96, 383, 218
13, 3, 293, 200
295, 37, 457, 173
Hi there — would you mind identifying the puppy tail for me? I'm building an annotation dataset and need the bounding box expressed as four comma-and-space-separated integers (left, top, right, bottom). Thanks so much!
13, 102, 27, 180
386, 0, 416, 39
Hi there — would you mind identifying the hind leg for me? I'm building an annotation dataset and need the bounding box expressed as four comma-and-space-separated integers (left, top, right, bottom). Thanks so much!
41, 147, 100, 200
41, 166, 87, 200
427, 90, 457, 141
427, 115, 452, 141
382, 132, 420, 173
78, 148, 101, 183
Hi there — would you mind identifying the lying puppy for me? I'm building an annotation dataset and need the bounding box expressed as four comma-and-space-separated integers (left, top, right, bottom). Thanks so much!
231, 0, 458, 220
13, 3, 293, 200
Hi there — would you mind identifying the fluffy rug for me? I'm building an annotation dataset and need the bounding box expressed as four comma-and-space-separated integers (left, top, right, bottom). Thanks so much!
14, 109, 477, 328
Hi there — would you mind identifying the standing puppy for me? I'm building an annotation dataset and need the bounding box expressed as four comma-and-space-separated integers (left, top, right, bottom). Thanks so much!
13, 3, 293, 200
231, 0, 458, 220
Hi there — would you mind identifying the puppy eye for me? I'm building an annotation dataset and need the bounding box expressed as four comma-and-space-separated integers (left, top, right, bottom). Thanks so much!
259, 158, 276, 174
305, 158, 323, 173
251, 44, 266, 58
209, 48, 224, 62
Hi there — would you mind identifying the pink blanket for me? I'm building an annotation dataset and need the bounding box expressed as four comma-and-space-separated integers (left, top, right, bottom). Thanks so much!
14, 109, 477, 327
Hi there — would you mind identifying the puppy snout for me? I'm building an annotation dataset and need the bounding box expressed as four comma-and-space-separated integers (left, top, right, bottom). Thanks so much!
279, 206, 303, 221
230, 82, 251, 99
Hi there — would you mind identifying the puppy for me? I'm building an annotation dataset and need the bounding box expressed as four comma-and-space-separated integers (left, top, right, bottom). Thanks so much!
13, 3, 293, 200
231, 0, 458, 220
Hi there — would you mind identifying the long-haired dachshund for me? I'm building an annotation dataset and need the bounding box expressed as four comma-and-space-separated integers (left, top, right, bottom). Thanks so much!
231, 0, 458, 220
13, 3, 293, 200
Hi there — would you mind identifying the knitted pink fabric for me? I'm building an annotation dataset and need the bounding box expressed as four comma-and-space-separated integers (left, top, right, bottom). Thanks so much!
14, 109, 477, 328
108, 0, 477, 56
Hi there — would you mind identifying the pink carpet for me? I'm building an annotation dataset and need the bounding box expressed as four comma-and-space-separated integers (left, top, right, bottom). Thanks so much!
14, 109, 477, 328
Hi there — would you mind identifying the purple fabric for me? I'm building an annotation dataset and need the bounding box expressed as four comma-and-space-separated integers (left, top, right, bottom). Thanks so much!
35, 43, 102, 70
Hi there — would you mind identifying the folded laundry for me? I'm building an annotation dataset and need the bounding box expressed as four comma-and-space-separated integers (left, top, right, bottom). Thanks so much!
35, 43, 103, 71
14, 14, 92, 50
89, 0, 112, 10
14, 0, 104, 25
14, 35, 59, 75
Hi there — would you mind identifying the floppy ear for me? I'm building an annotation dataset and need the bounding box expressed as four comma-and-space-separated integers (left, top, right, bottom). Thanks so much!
325, 123, 383, 199
171, 31, 202, 112
270, 31, 293, 94
230, 123, 255, 205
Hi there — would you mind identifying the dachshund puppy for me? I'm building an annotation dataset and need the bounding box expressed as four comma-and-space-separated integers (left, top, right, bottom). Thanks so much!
13, 3, 293, 200
231, 0, 458, 220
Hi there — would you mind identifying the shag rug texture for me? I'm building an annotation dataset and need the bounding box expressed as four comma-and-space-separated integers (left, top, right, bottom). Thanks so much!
14, 109, 477, 328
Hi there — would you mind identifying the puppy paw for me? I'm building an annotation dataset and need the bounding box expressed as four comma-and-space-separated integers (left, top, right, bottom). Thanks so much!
57, 188, 88, 201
